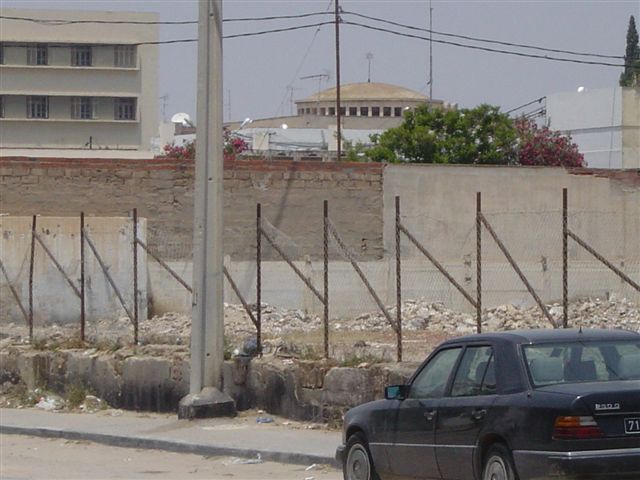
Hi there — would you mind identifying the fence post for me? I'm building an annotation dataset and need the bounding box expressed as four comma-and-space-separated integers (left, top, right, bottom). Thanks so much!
133, 208, 139, 344
80, 212, 86, 342
256, 203, 262, 356
476, 192, 482, 333
395, 196, 402, 362
29, 215, 36, 342
323, 200, 329, 359
562, 188, 568, 328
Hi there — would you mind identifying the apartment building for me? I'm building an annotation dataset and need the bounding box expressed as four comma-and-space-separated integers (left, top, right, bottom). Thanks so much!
0, 9, 158, 151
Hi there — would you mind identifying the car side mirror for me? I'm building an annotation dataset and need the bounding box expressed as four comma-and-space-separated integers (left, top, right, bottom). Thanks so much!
385, 384, 408, 400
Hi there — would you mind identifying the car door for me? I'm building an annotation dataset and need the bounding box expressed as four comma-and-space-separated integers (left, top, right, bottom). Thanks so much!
388, 346, 462, 480
435, 345, 497, 480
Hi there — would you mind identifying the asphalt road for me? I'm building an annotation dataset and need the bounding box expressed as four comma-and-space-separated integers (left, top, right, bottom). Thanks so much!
0, 434, 342, 480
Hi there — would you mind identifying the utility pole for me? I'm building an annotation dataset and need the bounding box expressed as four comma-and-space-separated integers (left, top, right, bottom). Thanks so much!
335, 0, 342, 160
429, 0, 433, 103
178, 0, 234, 419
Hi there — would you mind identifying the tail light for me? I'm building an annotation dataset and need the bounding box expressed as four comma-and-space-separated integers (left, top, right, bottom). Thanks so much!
553, 416, 603, 439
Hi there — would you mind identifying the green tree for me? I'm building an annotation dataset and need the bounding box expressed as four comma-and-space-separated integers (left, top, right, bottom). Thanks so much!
366, 104, 517, 164
620, 15, 640, 87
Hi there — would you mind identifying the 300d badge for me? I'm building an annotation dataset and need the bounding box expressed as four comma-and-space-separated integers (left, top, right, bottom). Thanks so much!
595, 403, 621, 411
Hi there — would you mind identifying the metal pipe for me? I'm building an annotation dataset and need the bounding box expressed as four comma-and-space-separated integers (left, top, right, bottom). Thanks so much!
476, 192, 482, 333
395, 196, 402, 362
33, 232, 81, 298
80, 212, 85, 341
29, 215, 36, 341
133, 208, 139, 345
562, 188, 568, 328
0, 258, 29, 324
223, 266, 258, 329
323, 200, 329, 359
256, 203, 262, 356
137, 239, 192, 293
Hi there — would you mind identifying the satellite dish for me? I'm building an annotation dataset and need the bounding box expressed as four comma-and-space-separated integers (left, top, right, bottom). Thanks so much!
240, 117, 253, 129
170, 112, 193, 127
577, 86, 585, 93
281, 123, 288, 130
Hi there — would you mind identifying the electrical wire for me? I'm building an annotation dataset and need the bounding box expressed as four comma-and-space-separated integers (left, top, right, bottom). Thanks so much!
343, 21, 628, 68
342, 10, 624, 60
505, 97, 546, 115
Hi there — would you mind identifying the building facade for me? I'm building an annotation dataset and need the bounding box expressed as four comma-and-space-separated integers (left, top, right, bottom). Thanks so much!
0, 9, 158, 151
546, 87, 640, 169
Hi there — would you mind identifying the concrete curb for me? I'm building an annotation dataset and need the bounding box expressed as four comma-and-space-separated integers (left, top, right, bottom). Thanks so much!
0, 425, 339, 469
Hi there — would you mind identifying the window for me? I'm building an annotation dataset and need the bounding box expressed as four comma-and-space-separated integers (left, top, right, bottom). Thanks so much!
383, 106, 392, 117
328, 107, 336, 115
71, 46, 92, 66
371, 106, 380, 117
305, 108, 311, 114
339, 107, 346, 116
409, 347, 461, 399
349, 107, 357, 116
319, 107, 326, 116
394, 107, 402, 117
360, 106, 369, 117
0, 43, 4, 64
311, 108, 317, 115
114, 45, 136, 68
71, 97, 94, 119
114, 97, 136, 120
27, 96, 49, 119
298, 108, 304, 115
27, 44, 48, 65
450, 346, 496, 397
0, 96, 4, 118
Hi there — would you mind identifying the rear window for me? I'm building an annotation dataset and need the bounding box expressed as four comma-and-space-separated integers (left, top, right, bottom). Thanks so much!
523, 340, 640, 387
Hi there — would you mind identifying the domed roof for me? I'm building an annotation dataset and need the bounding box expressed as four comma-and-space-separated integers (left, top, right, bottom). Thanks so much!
297, 82, 428, 103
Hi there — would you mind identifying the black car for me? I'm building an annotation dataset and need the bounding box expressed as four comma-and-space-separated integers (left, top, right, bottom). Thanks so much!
336, 328, 640, 480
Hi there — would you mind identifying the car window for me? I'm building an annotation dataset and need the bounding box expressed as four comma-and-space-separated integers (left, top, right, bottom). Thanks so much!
409, 347, 461, 399
523, 340, 640, 387
450, 346, 495, 397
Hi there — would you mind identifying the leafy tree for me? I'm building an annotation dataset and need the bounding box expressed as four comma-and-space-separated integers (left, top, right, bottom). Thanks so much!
515, 118, 584, 167
620, 15, 640, 87
366, 104, 517, 164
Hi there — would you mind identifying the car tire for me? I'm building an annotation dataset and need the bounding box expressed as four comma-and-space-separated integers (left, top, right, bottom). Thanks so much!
343, 432, 380, 480
482, 443, 518, 480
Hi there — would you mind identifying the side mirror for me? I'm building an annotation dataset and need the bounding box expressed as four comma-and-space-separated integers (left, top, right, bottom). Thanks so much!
385, 384, 408, 400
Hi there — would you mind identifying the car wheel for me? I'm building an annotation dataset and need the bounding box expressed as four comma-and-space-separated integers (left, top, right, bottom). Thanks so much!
482, 443, 518, 480
343, 432, 380, 480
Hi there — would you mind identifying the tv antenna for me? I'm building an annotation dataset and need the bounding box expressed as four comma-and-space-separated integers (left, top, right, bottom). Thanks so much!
300, 73, 330, 112
366, 52, 373, 83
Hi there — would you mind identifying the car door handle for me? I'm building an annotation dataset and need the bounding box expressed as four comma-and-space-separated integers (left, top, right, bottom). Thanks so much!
471, 409, 486, 420
424, 410, 436, 421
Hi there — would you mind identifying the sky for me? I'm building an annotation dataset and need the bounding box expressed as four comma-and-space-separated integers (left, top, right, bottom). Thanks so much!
2, 0, 638, 123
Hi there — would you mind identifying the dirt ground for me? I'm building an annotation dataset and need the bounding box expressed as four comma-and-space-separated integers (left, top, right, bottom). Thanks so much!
0, 434, 341, 480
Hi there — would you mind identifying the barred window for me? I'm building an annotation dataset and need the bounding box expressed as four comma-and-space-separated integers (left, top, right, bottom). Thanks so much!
27, 96, 49, 119
383, 107, 392, 117
114, 97, 136, 120
114, 45, 136, 68
71, 97, 94, 119
349, 107, 357, 116
371, 106, 380, 117
360, 106, 369, 117
27, 44, 48, 65
71, 46, 92, 66
394, 107, 402, 117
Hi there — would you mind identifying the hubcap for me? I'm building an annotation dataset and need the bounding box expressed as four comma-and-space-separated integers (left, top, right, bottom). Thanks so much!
346, 444, 370, 480
484, 455, 508, 480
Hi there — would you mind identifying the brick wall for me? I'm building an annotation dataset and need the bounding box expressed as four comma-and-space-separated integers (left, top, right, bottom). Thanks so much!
0, 157, 385, 260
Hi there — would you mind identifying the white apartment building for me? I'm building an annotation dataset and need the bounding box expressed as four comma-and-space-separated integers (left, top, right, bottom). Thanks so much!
0, 9, 158, 151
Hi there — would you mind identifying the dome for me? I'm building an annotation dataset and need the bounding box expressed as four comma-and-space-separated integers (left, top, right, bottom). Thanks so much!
297, 82, 428, 103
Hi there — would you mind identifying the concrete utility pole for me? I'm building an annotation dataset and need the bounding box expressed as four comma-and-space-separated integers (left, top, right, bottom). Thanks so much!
335, 0, 342, 160
178, 0, 234, 419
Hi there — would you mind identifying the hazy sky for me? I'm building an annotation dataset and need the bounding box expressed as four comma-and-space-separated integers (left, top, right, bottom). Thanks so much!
3, 1, 638, 123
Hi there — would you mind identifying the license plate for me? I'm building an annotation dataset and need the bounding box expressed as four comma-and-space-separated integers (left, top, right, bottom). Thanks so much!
624, 418, 640, 434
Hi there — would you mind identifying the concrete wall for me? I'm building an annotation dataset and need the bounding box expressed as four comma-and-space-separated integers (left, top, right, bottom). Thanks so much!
0, 157, 385, 261
0, 216, 147, 325
0, 8, 158, 150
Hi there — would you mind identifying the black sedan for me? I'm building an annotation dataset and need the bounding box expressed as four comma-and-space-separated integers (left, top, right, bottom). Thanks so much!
336, 328, 640, 480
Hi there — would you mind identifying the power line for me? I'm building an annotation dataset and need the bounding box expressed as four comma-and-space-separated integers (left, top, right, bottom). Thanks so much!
343, 10, 623, 60
0, 11, 332, 25
505, 96, 546, 115
343, 21, 627, 68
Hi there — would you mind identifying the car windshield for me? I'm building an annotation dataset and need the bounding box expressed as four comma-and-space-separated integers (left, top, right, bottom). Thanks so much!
523, 340, 640, 387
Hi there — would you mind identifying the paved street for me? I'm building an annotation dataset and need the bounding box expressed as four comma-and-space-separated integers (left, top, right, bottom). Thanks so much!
1, 434, 342, 480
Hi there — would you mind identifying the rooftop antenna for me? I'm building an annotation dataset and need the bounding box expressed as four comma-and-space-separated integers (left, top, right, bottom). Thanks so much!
300, 73, 330, 112
160, 94, 169, 122
366, 52, 373, 83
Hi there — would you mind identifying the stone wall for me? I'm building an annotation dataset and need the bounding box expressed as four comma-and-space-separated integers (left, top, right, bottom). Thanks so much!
0, 157, 385, 260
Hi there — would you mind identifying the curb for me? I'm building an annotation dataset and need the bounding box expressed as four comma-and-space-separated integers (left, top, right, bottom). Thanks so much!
1, 425, 339, 469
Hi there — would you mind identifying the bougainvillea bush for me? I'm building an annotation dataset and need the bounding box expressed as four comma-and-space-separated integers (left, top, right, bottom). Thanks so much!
516, 118, 584, 167
161, 128, 248, 161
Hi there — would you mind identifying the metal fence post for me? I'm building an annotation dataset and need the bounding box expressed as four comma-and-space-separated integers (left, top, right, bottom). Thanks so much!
395, 196, 402, 362
256, 203, 262, 356
133, 208, 139, 344
29, 215, 36, 342
476, 192, 482, 333
80, 212, 85, 342
562, 188, 568, 328
323, 200, 329, 359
